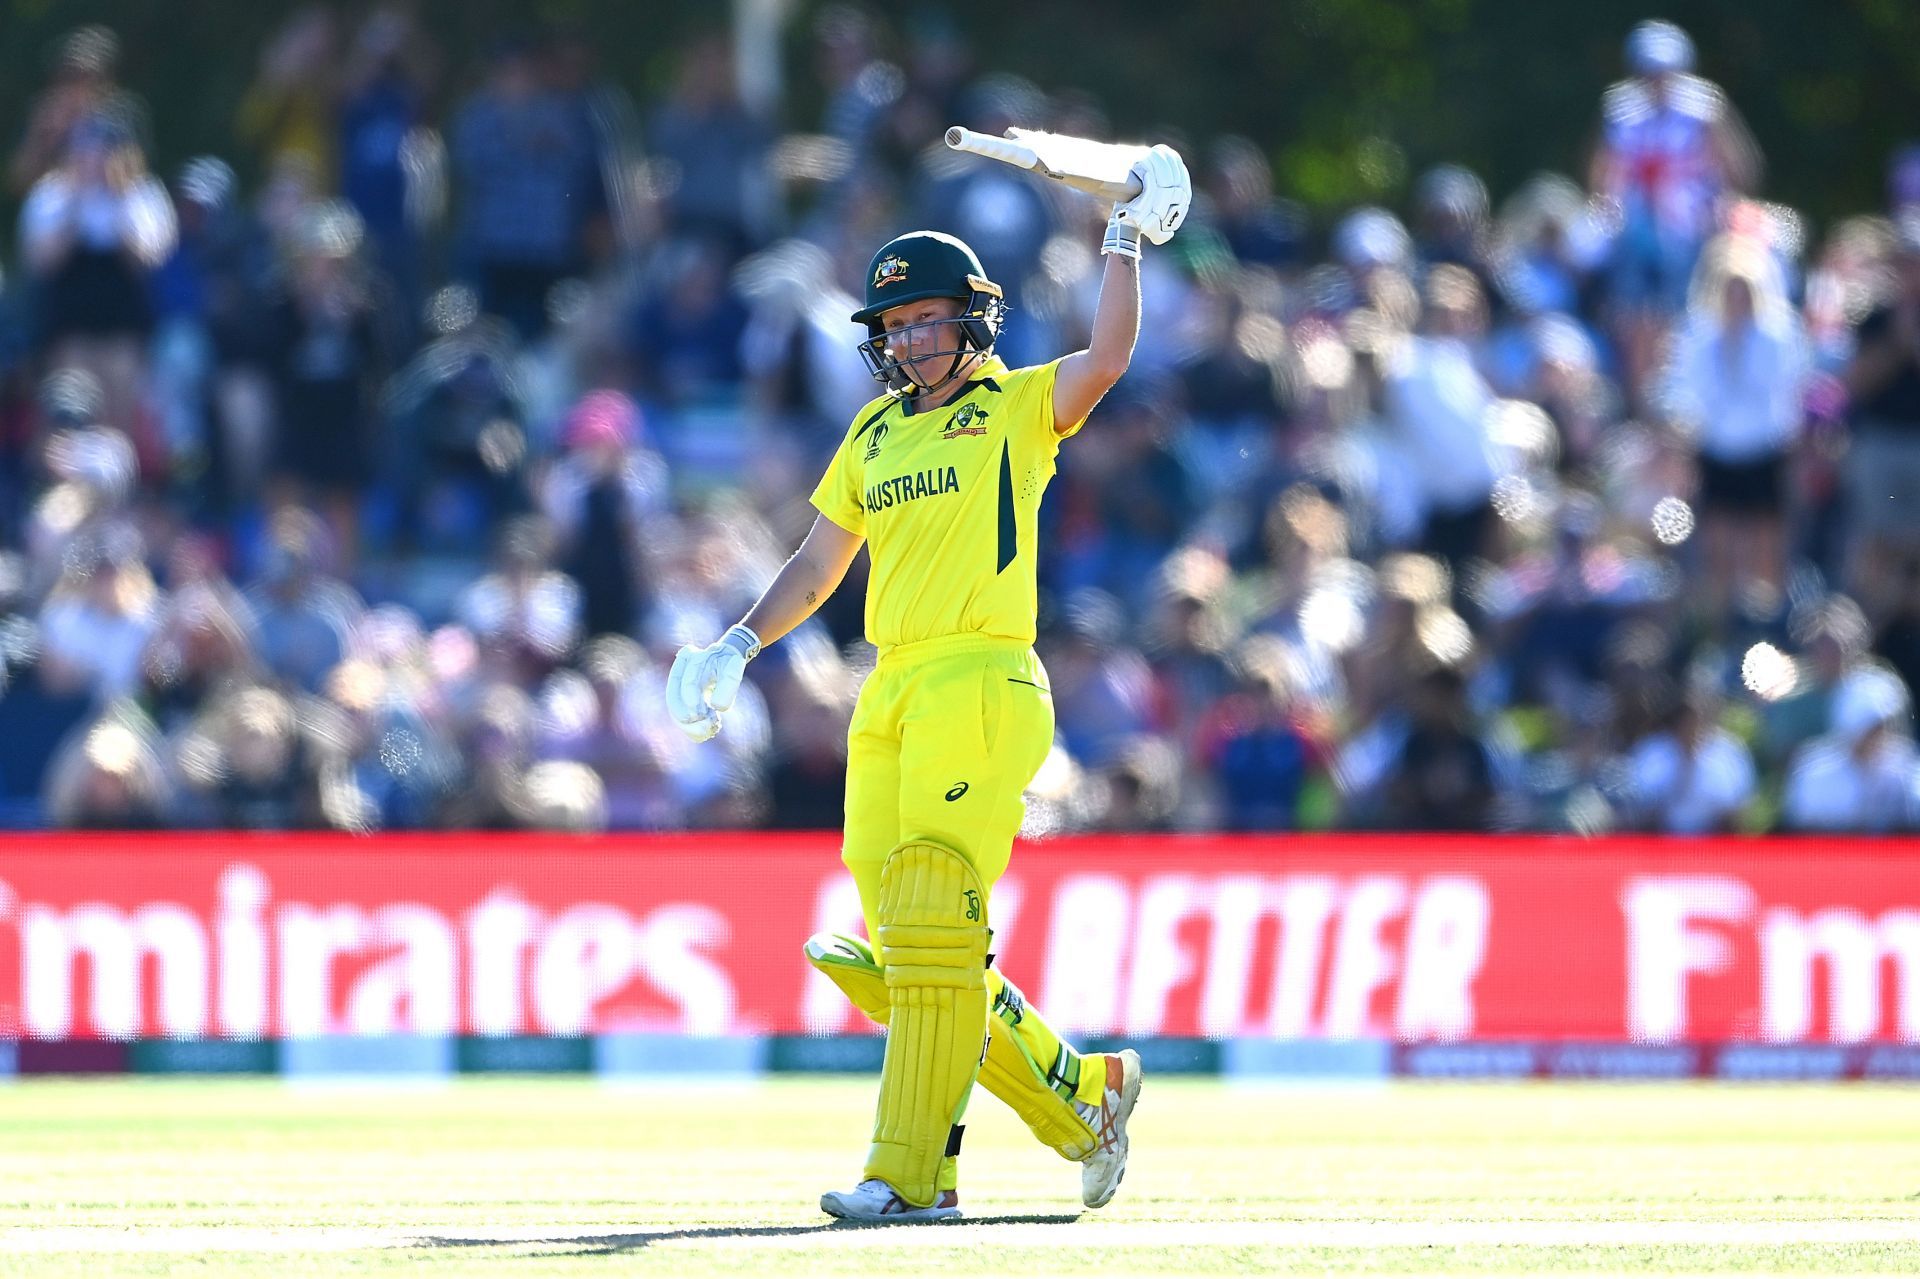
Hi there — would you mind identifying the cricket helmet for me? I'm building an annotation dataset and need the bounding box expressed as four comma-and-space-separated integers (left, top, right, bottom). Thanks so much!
851, 231, 1006, 392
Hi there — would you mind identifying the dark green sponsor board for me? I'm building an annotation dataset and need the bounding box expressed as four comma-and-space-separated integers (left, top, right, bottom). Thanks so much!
128, 1038, 278, 1074
455, 1035, 593, 1074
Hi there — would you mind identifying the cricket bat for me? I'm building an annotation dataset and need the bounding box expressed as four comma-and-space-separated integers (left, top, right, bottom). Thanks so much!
944, 126, 1144, 203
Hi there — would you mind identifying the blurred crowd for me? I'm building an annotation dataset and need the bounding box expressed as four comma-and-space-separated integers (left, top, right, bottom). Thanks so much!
5, 10, 1920, 835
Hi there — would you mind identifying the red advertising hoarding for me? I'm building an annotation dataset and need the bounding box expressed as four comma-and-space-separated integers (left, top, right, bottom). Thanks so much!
0, 834, 1914, 1045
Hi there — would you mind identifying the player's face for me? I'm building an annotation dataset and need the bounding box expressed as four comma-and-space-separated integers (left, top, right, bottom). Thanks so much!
880, 297, 969, 390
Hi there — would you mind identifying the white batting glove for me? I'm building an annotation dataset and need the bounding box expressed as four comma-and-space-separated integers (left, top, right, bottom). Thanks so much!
1110, 143, 1192, 249
666, 624, 762, 742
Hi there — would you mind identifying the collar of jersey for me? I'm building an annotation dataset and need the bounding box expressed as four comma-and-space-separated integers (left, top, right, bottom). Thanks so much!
897, 356, 1008, 418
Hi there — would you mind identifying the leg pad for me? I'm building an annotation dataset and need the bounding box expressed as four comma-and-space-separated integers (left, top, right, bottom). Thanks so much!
862, 840, 990, 1207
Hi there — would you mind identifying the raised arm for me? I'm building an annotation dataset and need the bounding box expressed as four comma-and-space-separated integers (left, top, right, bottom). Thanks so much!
1052, 144, 1190, 433
666, 513, 864, 741
1054, 251, 1140, 432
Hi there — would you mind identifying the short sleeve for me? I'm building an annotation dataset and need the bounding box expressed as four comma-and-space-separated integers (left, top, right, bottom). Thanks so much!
809, 430, 867, 536
1043, 357, 1088, 444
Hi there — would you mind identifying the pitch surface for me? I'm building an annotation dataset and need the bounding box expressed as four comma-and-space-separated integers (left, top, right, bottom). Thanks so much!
1, 1077, 1915, 1275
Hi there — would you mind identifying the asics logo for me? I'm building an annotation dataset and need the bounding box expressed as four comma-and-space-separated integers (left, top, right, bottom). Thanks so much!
945, 782, 969, 801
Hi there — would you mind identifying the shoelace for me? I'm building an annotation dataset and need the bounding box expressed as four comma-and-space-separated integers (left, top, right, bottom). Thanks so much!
1091, 1086, 1124, 1152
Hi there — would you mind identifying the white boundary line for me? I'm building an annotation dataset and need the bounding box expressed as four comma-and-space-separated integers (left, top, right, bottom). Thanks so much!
3, 1220, 1916, 1254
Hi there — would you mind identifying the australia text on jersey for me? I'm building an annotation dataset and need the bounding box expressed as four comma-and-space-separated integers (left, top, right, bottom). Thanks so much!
864, 466, 961, 515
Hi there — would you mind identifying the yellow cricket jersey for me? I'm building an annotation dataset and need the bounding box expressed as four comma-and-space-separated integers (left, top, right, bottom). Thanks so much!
810, 356, 1086, 650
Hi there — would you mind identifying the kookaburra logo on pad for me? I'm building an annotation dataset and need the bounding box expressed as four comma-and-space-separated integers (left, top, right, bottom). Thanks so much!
872, 255, 908, 288
941, 403, 989, 438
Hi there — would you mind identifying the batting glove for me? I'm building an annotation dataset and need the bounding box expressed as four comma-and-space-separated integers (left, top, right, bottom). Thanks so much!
666, 624, 762, 742
1111, 143, 1192, 249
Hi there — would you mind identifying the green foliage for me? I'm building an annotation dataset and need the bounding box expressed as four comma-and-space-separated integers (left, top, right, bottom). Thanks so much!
3, 0, 1917, 237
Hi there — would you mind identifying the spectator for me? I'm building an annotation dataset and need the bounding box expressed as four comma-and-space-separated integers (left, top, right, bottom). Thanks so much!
647, 34, 777, 254
1096, 735, 1183, 832
1376, 662, 1499, 832
813, 6, 901, 158
1201, 136, 1307, 270
25, 407, 138, 595
179, 685, 320, 829
1143, 546, 1239, 755
1203, 637, 1320, 831
1622, 681, 1756, 833
1412, 163, 1493, 281
236, 8, 341, 183
148, 158, 234, 494
451, 35, 604, 338
1051, 382, 1199, 614
439, 681, 537, 829
1381, 266, 1504, 581
1659, 235, 1810, 624
734, 238, 875, 466
1043, 588, 1158, 770
173, 157, 285, 510
457, 516, 582, 687
544, 26, 639, 208
37, 534, 160, 701
45, 711, 173, 829
538, 390, 665, 640
1843, 214, 1920, 618
264, 202, 389, 561
518, 759, 608, 831
763, 676, 853, 831
313, 650, 458, 831
626, 238, 752, 411
383, 291, 532, 556
0, 553, 94, 826
1780, 664, 1920, 833
246, 507, 363, 693
1589, 18, 1761, 407
18, 112, 177, 453
337, 7, 437, 326
139, 541, 258, 732
1490, 172, 1606, 323
539, 636, 682, 829
8, 25, 145, 196
440, 679, 607, 830
1760, 595, 1872, 768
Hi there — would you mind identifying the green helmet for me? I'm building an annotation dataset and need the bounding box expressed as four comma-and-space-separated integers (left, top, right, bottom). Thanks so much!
851, 231, 1006, 391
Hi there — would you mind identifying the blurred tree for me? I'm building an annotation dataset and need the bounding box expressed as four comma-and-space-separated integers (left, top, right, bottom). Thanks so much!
3, 0, 1918, 243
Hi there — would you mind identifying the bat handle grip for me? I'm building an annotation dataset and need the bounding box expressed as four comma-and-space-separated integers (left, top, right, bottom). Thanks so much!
945, 126, 1040, 170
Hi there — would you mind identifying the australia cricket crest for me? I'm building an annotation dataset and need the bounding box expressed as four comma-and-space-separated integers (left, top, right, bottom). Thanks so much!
941, 403, 990, 439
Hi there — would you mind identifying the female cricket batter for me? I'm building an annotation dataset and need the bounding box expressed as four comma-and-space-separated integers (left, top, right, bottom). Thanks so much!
667, 144, 1190, 1222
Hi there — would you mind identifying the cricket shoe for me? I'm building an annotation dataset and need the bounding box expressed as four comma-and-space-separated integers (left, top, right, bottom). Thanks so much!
819, 1178, 961, 1223
1075, 1048, 1142, 1208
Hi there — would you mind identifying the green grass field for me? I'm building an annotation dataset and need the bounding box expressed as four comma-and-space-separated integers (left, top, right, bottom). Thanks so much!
0, 1076, 1916, 1276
